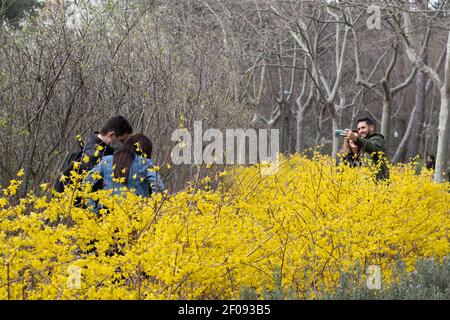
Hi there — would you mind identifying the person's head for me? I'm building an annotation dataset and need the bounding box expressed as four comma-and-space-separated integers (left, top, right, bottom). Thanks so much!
113, 134, 153, 183
357, 117, 375, 138
99, 115, 133, 146
122, 134, 153, 158
427, 154, 435, 162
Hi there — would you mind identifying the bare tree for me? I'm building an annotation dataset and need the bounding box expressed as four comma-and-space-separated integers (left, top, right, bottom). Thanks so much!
353, 21, 417, 148
287, 3, 352, 158
400, 6, 450, 181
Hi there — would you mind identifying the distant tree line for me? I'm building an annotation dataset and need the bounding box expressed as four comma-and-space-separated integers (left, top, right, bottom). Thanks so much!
0, 0, 449, 194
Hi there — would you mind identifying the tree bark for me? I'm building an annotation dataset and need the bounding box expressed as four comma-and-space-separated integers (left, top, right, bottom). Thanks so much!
434, 31, 450, 182
296, 108, 305, 153
295, 88, 314, 153
405, 52, 428, 161
403, 0, 429, 161
324, 100, 341, 159
380, 87, 391, 145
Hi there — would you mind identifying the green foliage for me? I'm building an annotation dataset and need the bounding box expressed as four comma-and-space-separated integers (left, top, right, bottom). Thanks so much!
240, 256, 450, 300
240, 266, 299, 300
327, 256, 450, 300
415, 158, 425, 175
0, 0, 41, 24
0, 115, 7, 129
239, 286, 259, 300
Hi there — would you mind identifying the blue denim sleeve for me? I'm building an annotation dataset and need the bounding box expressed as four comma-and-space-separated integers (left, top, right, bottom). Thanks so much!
145, 160, 165, 194
154, 172, 165, 194
85, 161, 103, 188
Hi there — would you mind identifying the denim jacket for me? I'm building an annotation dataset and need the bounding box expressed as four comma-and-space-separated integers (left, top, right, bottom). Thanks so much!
86, 155, 165, 197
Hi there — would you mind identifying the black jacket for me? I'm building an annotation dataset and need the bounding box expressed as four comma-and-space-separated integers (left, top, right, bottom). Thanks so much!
79, 132, 115, 172
54, 133, 114, 193
340, 152, 361, 168
355, 132, 389, 180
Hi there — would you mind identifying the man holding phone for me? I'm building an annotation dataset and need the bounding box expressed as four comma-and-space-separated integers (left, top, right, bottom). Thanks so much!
340, 117, 389, 181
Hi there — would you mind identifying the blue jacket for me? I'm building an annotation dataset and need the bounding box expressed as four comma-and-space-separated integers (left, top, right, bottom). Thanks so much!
86, 155, 165, 197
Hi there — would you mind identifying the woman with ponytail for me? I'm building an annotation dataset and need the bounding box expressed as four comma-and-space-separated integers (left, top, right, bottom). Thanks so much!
86, 133, 164, 198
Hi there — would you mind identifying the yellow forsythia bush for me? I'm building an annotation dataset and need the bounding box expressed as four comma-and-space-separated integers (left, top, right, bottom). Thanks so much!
0, 155, 449, 299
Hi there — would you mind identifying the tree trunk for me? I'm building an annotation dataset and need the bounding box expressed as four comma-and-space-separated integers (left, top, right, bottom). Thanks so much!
434, 31, 450, 182
280, 100, 290, 154
434, 89, 449, 182
405, 57, 427, 161
331, 116, 339, 160
295, 108, 305, 153
380, 98, 391, 146
392, 103, 417, 163
393, 68, 435, 163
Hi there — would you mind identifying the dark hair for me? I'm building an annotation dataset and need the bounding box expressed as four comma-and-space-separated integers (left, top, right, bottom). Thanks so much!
357, 117, 374, 127
113, 134, 153, 183
356, 117, 375, 126
428, 154, 435, 161
100, 116, 133, 136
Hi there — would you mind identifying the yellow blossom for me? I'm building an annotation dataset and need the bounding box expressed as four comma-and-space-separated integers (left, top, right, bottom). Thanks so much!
0, 154, 448, 300
219, 171, 228, 177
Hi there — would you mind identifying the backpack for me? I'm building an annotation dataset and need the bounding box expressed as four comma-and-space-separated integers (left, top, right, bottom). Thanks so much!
54, 138, 85, 193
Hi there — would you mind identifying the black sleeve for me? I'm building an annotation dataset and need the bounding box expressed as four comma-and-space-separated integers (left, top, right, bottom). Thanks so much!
356, 135, 385, 155
80, 141, 104, 172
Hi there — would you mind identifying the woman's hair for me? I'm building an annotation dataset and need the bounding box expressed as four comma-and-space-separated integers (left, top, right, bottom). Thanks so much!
113, 133, 153, 183
340, 130, 359, 154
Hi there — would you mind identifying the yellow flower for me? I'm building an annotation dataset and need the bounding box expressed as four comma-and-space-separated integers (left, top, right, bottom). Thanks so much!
73, 161, 81, 170
92, 172, 102, 181
202, 176, 211, 184
5, 179, 21, 196
0, 154, 448, 300
219, 171, 228, 177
